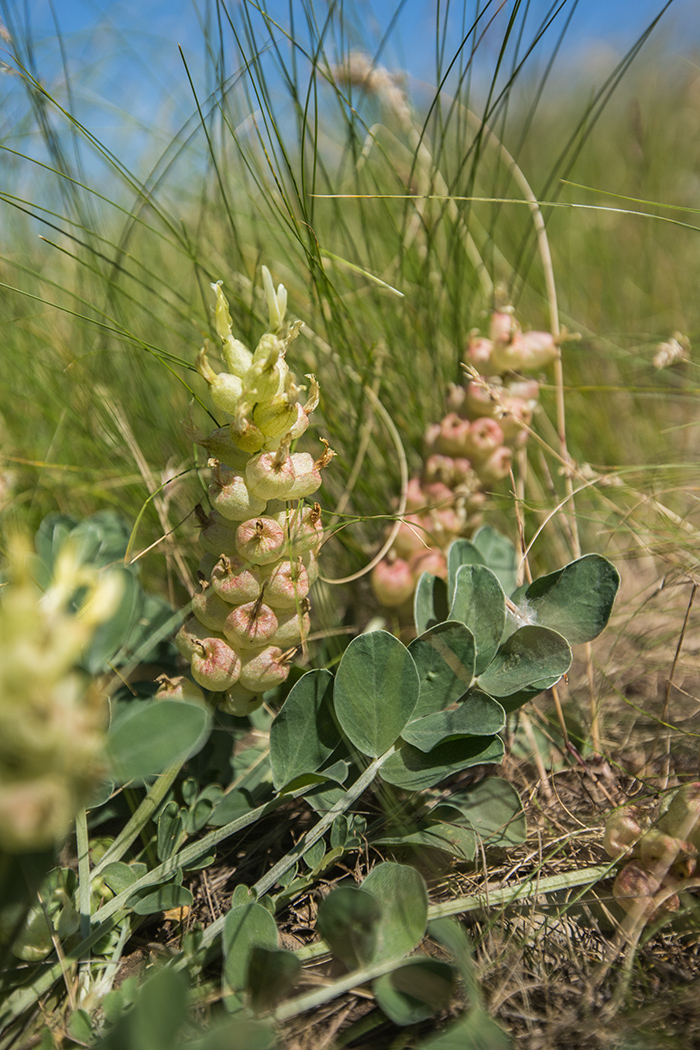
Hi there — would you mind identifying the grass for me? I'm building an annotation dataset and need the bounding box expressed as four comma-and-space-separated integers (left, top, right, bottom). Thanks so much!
1, 1, 700, 1047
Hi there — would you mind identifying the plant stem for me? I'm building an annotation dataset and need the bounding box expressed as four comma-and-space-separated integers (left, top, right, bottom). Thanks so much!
75, 808, 91, 941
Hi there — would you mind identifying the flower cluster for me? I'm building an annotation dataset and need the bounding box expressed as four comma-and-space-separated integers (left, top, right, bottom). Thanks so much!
177, 269, 333, 716
0, 538, 121, 852
604, 784, 700, 920
372, 308, 558, 608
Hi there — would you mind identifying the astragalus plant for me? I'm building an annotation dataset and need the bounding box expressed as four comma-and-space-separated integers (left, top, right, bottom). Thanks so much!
177, 267, 333, 716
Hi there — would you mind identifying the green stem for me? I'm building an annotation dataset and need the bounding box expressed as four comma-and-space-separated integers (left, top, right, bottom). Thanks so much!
75, 808, 91, 942
92, 761, 182, 878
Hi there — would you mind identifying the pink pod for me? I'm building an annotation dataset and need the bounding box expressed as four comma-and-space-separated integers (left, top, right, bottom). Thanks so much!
436, 413, 472, 457
392, 514, 428, 558
603, 806, 643, 860
424, 456, 457, 487
190, 635, 242, 692
210, 554, 262, 605
191, 586, 232, 633
235, 516, 287, 565
199, 509, 240, 558
239, 646, 290, 692
463, 418, 504, 462
612, 861, 660, 911
260, 557, 310, 610
490, 329, 558, 374
245, 450, 296, 501
408, 548, 447, 581
422, 480, 455, 507
288, 401, 310, 441
405, 477, 427, 511
480, 446, 513, 484
498, 395, 534, 444
489, 309, 520, 345
271, 606, 311, 648
285, 503, 324, 556
463, 381, 498, 420
224, 601, 279, 650
154, 675, 207, 705
371, 557, 415, 608
285, 452, 322, 500
197, 425, 250, 471
423, 422, 442, 453
209, 462, 267, 521
445, 383, 467, 415
464, 335, 494, 373
175, 616, 216, 660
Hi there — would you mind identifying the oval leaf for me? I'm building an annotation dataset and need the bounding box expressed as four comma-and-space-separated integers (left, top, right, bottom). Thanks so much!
449, 565, 506, 674
222, 903, 278, 998
131, 884, 193, 915
106, 699, 211, 784
472, 526, 519, 596
373, 957, 456, 1026
380, 736, 505, 791
402, 691, 505, 752
521, 553, 620, 644
361, 863, 428, 963
316, 887, 381, 970
334, 632, 419, 757
476, 625, 572, 698
248, 947, 301, 1012
408, 622, 476, 718
447, 777, 527, 846
414, 573, 449, 634
447, 538, 484, 605
269, 669, 337, 790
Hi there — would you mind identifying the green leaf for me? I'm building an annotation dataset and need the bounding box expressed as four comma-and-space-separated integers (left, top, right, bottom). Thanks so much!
408, 622, 476, 718
472, 527, 519, 596
100, 862, 138, 896
447, 539, 485, 605
187, 1018, 278, 1050
208, 789, 255, 827
131, 884, 193, 915
360, 862, 428, 963
94, 967, 189, 1050
334, 632, 419, 757
381, 737, 505, 791
302, 837, 326, 871
402, 691, 505, 752
520, 554, 620, 645
375, 820, 477, 863
414, 572, 449, 634
450, 566, 506, 674
247, 947, 301, 1012
222, 903, 278, 1000
373, 957, 456, 1026
417, 1011, 511, 1049
82, 566, 142, 674
68, 1010, 93, 1044
269, 669, 337, 790
476, 626, 571, 698
445, 778, 527, 847
316, 887, 381, 969
106, 699, 211, 783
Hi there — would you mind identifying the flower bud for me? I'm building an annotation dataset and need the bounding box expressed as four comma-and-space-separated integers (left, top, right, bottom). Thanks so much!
408, 548, 447, 581
210, 372, 244, 417
236, 516, 287, 565
464, 335, 494, 373
285, 504, 324, 557
491, 330, 558, 374
191, 584, 232, 633
463, 418, 504, 461
288, 401, 310, 441
371, 557, 415, 607
480, 446, 512, 484
285, 452, 322, 500
252, 397, 299, 441
224, 601, 279, 650
422, 479, 455, 506
210, 555, 262, 605
154, 675, 207, 705
239, 646, 290, 692
405, 477, 427, 511
489, 309, 520, 345
209, 462, 267, 521
437, 413, 472, 457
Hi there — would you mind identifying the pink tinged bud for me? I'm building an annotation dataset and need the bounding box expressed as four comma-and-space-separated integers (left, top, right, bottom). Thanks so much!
657, 783, 700, 845
236, 517, 287, 565
224, 601, 279, 650
408, 548, 447, 581
239, 646, 290, 692
221, 683, 262, 717
199, 510, 240, 558
437, 413, 473, 457
154, 675, 207, 705
271, 605, 311, 648
209, 463, 267, 521
465, 336, 494, 373
463, 381, 498, 419
192, 586, 232, 633
491, 330, 558, 374
424, 456, 456, 487
191, 636, 242, 692
498, 396, 534, 443
261, 558, 310, 609
371, 558, 415, 608
175, 616, 214, 660
430, 507, 463, 539
286, 452, 321, 500
489, 309, 520, 345
245, 449, 296, 501
210, 555, 262, 605
445, 383, 467, 414
604, 806, 643, 859
480, 446, 513, 484
252, 398, 298, 441
451, 458, 475, 484
288, 401, 310, 441
463, 418, 504, 461
393, 514, 428, 558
